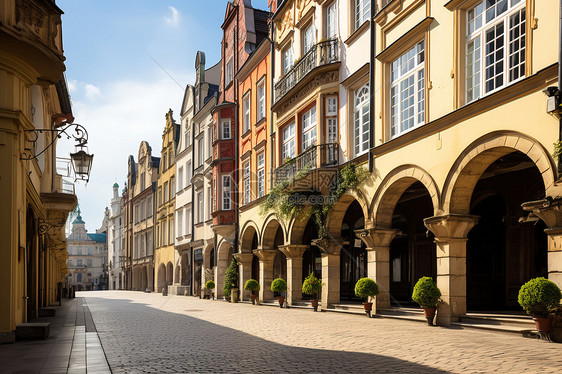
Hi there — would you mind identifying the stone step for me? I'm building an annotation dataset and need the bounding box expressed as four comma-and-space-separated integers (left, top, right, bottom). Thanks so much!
459, 314, 534, 327
15, 323, 50, 340
38, 308, 56, 317
451, 320, 536, 335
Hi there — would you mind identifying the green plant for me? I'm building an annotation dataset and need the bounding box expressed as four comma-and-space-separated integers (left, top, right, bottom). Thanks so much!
553, 140, 562, 161
223, 258, 239, 298
260, 163, 367, 238
271, 278, 287, 293
354, 278, 379, 302
518, 277, 562, 318
205, 280, 215, 290
412, 277, 441, 308
302, 273, 323, 299
244, 279, 260, 293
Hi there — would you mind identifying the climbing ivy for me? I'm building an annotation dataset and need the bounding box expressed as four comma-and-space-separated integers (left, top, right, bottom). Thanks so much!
260, 163, 367, 238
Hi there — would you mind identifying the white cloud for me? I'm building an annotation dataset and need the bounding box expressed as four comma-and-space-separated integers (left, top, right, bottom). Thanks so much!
163, 6, 180, 27
58, 70, 194, 230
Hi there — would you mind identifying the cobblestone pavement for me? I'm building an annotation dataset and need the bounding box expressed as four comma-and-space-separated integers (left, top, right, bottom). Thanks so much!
82, 291, 561, 373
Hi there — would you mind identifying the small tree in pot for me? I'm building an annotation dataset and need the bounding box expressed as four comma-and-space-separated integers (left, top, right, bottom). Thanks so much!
354, 277, 378, 317
205, 280, 215, 300
244, 279, 260, 305
412, 276, 441, 326
518, 277, 562, 332
302, 273, 323, 311
223, 258, 239, 302
271, 278, 287, 308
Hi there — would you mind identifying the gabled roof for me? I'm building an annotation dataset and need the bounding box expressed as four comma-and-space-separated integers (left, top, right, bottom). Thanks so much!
87, 233, 106, 243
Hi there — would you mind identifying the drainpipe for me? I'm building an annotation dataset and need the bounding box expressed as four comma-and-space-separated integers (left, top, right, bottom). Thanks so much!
234, 4, 240, 256
270, 16, 276, 186
368, 1, 375, 173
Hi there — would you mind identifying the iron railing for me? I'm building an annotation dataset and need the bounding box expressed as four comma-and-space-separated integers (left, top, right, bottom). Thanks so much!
56, 157, 75, 194
274, 143, 339, 184
275, 38, 339, 102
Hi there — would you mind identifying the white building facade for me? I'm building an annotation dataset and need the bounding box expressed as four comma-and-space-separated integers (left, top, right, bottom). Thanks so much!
108, 183, 125, 290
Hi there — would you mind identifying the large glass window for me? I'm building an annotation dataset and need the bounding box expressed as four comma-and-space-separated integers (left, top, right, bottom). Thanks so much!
327, 2, 337, 39
303, 23, 315, 53
257, 80, 266, 121
243, 162, 251, 205
177, 210, 183, 237
283, 44, 294, 74
257, 153, 265, 198
390, 41, 425, 138
178, 167, 183, 191
353, 84, 370, 156
197, 192, 204, 223
222, 119, 231, 140
243, 94, 251, 133
226, 58, 234, 86
185, 208, 191, 235
354, 0, 370, 30
282, 122, 296, 161
222, 175, 231, 210
466, 0, 525, 103
302, 106, 317, 150
197, 137, 204, 167
325, 96, 338, 143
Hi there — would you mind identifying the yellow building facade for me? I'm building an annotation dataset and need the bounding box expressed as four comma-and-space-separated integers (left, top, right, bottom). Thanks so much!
0, 0, 78, 342
155, 110, 179, 292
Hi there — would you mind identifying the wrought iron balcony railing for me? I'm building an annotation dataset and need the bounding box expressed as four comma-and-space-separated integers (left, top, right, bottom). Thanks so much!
275, 38, 339, 103
274, 143, 339, 185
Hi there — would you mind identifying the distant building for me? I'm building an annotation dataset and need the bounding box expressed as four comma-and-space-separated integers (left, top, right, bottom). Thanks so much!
108, 183, 125, 290
67, 212, 108, 291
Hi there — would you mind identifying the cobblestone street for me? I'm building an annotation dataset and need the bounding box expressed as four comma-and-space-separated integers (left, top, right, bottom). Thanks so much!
82, 291, 561, 373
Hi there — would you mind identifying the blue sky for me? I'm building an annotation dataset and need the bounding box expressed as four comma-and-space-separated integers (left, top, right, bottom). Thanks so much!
58, 0, 270, 231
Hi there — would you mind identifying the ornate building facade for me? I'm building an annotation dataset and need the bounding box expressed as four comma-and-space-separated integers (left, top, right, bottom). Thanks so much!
107, 183, 124, 290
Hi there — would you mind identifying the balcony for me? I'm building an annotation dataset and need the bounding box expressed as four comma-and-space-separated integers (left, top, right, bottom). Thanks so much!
275, 39, 339, 103
274, 143, 339, 190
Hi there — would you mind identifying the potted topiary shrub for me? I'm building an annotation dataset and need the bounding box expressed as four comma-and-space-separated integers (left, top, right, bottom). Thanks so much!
223, 258, 239, 302
244, 279, 260, 305
412, 276, 441, 326
518, 277, 562, 332
205, 280, 215, 300
271, 278, 287, 308
354, 277, 378, 317
302, 273, 323, 312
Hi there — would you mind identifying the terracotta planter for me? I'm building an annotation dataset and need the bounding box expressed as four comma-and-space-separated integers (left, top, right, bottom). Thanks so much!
423, 307, 436, 326
277, 296, 285, 308
311, 299, 319, 312
250, 294, 257, 305
533, 317, 553, 332
363, 302, 373, 317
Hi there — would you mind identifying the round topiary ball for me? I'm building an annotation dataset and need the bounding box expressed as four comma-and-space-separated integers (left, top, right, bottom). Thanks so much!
518, 277, 562, 317
271, 278, 287, 293
244, 279, 260, 291
205, 280, 215, 290
412, 276, 441, 308
354, 277, 379, 301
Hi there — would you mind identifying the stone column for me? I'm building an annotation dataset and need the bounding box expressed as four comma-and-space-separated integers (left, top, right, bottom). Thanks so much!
278, 245, 308, 305
234, 252, 254, 300
355, 228, 399, 310
424, 214, 478, 327
253, 248, 277, 301
312, 237, 342, 309
522, 198, 562, 289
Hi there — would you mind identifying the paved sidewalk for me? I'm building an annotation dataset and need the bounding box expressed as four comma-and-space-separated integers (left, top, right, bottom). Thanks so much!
0, 297, 111, 374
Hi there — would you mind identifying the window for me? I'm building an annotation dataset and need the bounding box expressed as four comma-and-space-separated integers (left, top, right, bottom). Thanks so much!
158, 188, 162, 207
207, 186, 212, 219
222, 175, 231, 210
243, 161, 251, 204
169, 219, 174, 245
140, 172, 146, 190
243, 93, 250, 133
68, 259, 72, 266
135, 205, 139, 223
87, 259, 92, 267
354, 0, 370, 30
283, 44, 294, 74
147, 197, 153, 217
282, 122, 296, 161
178, 167, 183, 191
185, 208, 191, 235
186, 161, 192, 184
164, 182, 169, 203
353, 84, 370, 156
226, 57, 234, 86
156, 225, 160, 247
327, 2, 337, 39
302, 106, 317, 150
171, 177, 175, 198
326, 96, 338, 143
185, 127, 191, 147
257, 153, 265, 198
257, 80, 266, 121
222, 119, 231, 140
77, 273, 82, 282
208, 125, 213, 157
163, 153, 167, 171
148, 231, 153, 254
197, 137, 204, 167
197, 192, 204, 223
303, 23, 315, 53
390, 41, 425, 138
162, 220, 167, 246
77, 259, 83, 266
465, 0, 525, 103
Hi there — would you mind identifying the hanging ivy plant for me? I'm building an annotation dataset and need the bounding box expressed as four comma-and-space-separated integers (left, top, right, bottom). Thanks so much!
260, 163, 367, 238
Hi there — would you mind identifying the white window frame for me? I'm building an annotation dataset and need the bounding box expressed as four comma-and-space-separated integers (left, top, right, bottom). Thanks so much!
326, 1, 337, 39
283, 44, 294, 74
178, 167, 183, 191
177, 210, 183, 237
243, 161, 251, 205
222, 175, 231, 210
221, 119, 231, 140
185, 208, 191, 235
353, 83, 370, 156
257, 80, 266, 121
226, 57, 234, 86
302, 106, 317, 151
303, 23, 315, 54
465, 0, 526, 103
282, 122, 296, 162
354, 0, 370, 30
325, 96, 338, 144
243, 93, 251, 134
207, 186, 212, 220
257, 153, 265, 198
197, 137, 204, 167
197, 192, 204, 223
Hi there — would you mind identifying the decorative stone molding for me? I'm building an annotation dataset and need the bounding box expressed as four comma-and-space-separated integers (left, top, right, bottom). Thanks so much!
311, 237, 342, 255
233, 252, 254, 264
252, 248, 277, 262
355, 228, 399, 249
278, 244, 308, 258
424, 214, 479, 240
522, 197, 562, 229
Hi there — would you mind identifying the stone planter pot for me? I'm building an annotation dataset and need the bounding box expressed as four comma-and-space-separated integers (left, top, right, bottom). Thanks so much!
250, 294, 257, 305
533, 317, 553, 332
363, 302, 373, 317
277, 296, 285, 308
311, 299, 319, 312
423, 307, 436, 326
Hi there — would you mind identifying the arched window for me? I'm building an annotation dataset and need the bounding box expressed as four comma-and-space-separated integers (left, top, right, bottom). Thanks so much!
353, 84, 370, 156
77, 273, 82, 283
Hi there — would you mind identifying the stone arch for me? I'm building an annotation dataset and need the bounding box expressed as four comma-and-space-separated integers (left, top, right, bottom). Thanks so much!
217, 239, 233, 262
240, 221, 260, 252
261, 214, 285, 247
325, 189, 370, 239
442, 131, 556, 215
157, 263, 166, 292
370, 165, 440, 228
166, 262, 173, 285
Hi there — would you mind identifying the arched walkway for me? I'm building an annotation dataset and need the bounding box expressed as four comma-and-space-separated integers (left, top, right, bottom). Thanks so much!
216, 240, 234, 299
157, 263, 166, 293
166, 262, 173, 285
